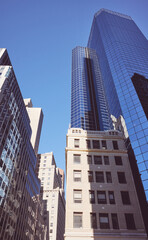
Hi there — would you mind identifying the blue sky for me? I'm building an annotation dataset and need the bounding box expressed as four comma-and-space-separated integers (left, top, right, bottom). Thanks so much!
0, 0, 148, 172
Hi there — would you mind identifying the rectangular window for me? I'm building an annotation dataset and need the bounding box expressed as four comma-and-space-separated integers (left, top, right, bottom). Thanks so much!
73, 212, 82, 228
73, 170, 81, 182
96, 172, 104, 183
125, 214, 136, 230
73, 154, 81, 164
89, 190, 95, 204
121, 191, 130, 205
115, 156, 123, 165
92, 140, 100, 149
87, 155, 92, 164
106, 172, 112, 183
73, 190, 82, 203
88, 171, 94, 182
86, 140, 91, 149
102, 140, 107, 149
108, 191, 115, 204
90, 213, 97, 229
97, 191, 107, 204
74, 139, 80, 148
111, 214, 119, 229
104, 156, 109, 165
117, 172, 126, 183
113, 141, 119, 150
94, 155, 102, 165
99, 213, 110, 229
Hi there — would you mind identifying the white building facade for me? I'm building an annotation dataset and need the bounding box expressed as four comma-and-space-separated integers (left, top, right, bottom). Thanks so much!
65, 128, 147, 240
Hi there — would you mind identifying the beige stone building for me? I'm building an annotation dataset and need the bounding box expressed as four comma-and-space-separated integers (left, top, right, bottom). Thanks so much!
65, 128, 147, 240
24, 98, 43, 156
36, 152, 65, 240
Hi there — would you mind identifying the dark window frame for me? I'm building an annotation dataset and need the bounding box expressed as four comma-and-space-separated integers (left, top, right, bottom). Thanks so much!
125, 213, 136, 230
97, 191, 107, 204
118, 172, 127, 184
89, 190, 95, 204
111, 213, 119, 229
106, 172, 112, 183
115, 156, 123, 165
92, 140, 100, 149
74, 139, 80, 148
102, 140, 107, 149
95, 171, 104, 183
108, 191, 115, 204
113, 141, 119, 150
94, 155, 102, 165
86, 140, 91, 149
87, 155, 92, 164
121, 191, 131, 205
104, 156, 109, 165
88, 171, 94, 182
99, 213, 110, 229
90, 213, 97, 229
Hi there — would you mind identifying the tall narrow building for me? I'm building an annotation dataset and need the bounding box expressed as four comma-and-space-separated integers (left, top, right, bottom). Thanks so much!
0, 49, 46, 239
36, 152, 65, 240
71, 47, 111, 131
24, 98, 43, 156
87, 9, 148, 200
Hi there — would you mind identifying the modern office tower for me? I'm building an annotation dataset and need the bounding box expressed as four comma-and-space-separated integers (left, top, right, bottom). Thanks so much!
24, 98, 43, 156
65, 128, 147, 240
71, 46, 112, 131
0, 50, 46, 239
86, 9, 148, 200
36, 152, 65, 240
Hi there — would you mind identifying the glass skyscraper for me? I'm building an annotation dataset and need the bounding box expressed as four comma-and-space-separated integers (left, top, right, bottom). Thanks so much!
71, 9, 148, 200
71, 46, 112, 131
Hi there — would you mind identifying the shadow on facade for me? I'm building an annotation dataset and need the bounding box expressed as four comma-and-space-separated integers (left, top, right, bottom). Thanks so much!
125, 138, 148, 236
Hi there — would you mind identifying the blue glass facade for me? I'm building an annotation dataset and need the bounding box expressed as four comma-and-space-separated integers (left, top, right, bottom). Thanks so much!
0, 61, 41, 238
87, 9, 148, 200
71, 46, 112, 131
